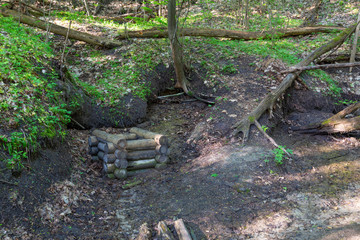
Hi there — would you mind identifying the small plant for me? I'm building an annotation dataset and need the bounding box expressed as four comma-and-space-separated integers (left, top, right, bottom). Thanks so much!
272, 145, 293, 165
211, 173, 218, 177
261, 125, 269, 132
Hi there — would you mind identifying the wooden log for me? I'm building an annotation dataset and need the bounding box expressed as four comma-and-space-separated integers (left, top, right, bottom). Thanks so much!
89, 146, 99, 155
157, 221, 176, 240
115, 159, 129, 169
92, 129, 135, 146
88, 136, 99, 146
155, 155, 170, 164
98, 151, 105, 160
91, 156, 99, 162
155, 145, 169, 155
98, 142, 116, 154
103, 154, 116, 163
135, 222, 152, 240
103, 163, 116, 173
114, 169, 127, 179
115, 149, 128, 159
130, 127, 169, 145
127, 150, 157, 160
122, 180, 142, 190
126, 139, 158, 150
174, 219, 192, 240
127, 159, 157, 170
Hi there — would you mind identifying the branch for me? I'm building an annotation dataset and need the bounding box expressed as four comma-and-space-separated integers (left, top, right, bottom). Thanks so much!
280, 61, 360, 74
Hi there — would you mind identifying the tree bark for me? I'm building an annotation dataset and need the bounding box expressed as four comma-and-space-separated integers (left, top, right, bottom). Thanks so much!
0, 7, 124, 48
231, 23, 359, 140
167, 0, 189, 91
116, 26, 345, 40
127, 150, 157, 160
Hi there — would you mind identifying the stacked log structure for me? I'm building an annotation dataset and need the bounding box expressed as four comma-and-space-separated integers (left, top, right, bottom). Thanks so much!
88, 128, 170, 179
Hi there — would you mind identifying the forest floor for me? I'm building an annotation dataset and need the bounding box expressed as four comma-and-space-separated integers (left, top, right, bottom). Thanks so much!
1, 53, 360, 239
1, 1, 360, 239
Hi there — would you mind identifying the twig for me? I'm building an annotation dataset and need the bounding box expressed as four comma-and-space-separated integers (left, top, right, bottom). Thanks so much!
157, 92, 184, 99
71, 118, 86, 130
60, 20, 72, 65
281, 61, 360, 74
350, 10, 360, 73
0, 179, 18, 186
254, 120, 292, 158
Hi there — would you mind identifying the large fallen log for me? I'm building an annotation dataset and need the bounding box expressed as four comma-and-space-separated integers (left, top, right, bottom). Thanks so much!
115, 26, 345, 40
295, 102, 360, 134
231, 23, 358, 140
0, 7, 124, 48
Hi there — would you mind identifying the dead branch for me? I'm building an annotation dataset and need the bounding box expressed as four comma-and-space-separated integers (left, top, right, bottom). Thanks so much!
0, 7, 123, 48
350, 10, 360, 72
231, 23, 358, 141
281, 62, 360, 74
115, 25, 345, 41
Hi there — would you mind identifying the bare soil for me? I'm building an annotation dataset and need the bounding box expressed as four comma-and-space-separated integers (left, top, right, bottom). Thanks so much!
1, 53, 360, 239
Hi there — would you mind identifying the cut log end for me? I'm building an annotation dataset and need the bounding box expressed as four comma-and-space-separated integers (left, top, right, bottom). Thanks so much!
114, 168, 127, 179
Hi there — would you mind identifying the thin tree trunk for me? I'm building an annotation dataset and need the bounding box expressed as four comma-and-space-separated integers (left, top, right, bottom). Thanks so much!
350, 10, 360, 72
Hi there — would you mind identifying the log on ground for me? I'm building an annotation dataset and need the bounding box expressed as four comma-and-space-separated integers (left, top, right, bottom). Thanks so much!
130, 127, 169, 145
155, 155, 170, 164
115, 26, 345, 41
98, 151, 105, 160
103, 163, 116, 173
92, 129, 133, 147
103, 154, 116, 163
127, 159, 157, 170
88, 136, 99, 146
115, 159, 129, 169
0, 7, 124, 48
115, 149, 128, 159
174, 219, 193, 240
231, 23, 359, 140
127, 169, 152, 177
126, 139, 158, 150
157, 221, 176, 240
127, 150, 157, 160
114, 168, 127, 179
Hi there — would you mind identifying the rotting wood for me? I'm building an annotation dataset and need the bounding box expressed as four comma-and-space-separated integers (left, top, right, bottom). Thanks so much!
231, 23, 359, 141
103, 154, 116, 163
127, 159, 157, 170
157, 221, 176, 240
88, 136, 99, 147
0, 7, 124, 48
115, 26, 345, 41
280, 62, 360, 74
135, 222, 152, 240
114, 168, 128, 179
130, 127, 169, 145
115, 159, 129, 169
126, 139, 158, 150
92, 129, 136, 146
174, 219, 193, 240
127, 150, 157, 160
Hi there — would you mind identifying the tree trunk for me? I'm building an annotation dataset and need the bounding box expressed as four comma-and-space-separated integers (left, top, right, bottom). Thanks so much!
116, 26, 345, 41
167, 0, 189, 91
231, 23, 359, 140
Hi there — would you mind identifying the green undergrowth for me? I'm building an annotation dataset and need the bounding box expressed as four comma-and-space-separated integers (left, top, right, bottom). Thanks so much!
68, 39, 169, 106
0, 16, 71, 170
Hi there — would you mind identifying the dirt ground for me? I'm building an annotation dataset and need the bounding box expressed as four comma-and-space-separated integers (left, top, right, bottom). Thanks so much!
1, 52, 360, 239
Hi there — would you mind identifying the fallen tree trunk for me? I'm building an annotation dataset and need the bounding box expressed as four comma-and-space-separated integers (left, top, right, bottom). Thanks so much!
0, 7, 124, 48
281, 61, 360, 74
231, 23, 358, 140
295, 103, 360, 134
115, 26, 345, 40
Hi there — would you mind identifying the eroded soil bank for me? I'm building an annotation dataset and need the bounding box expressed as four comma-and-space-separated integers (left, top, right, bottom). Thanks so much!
1, 57, 360, 240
